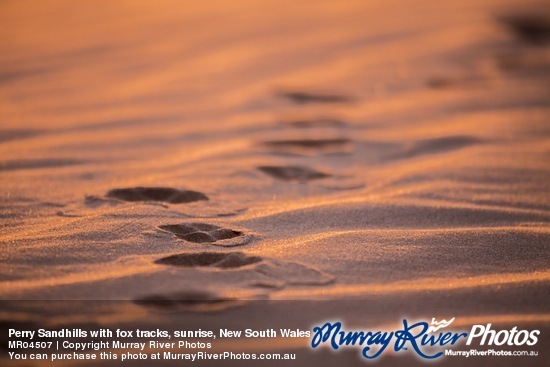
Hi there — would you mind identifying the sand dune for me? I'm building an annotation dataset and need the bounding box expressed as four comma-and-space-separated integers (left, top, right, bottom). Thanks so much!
1, 0, 549, 365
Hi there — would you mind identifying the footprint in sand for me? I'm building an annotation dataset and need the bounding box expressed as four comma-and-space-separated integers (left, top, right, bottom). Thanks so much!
262, 138, 352, 155
258, 165, 331, 181
425, 77, 482, 89
106, 187, 208, 204
159, 223, 253, 247
155, 252, 262, 268
155, 252, 334, 286
496, 15, 550, 73
499, 15, 550, 45
282, 118, 347, 128
278, 91, 352, 104
134, 290, 242, 312
387, 136, 481, 160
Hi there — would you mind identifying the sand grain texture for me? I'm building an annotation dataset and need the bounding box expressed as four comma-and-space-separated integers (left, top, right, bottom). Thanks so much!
0, 0, 549, 365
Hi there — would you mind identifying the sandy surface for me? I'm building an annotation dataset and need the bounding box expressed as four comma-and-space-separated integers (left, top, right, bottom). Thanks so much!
1, 0, 549, 365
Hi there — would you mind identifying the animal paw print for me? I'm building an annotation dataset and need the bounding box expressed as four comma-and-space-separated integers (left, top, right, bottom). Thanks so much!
107, 187, 208, 204
159, 223, 252, 247
258, 165, 330, 181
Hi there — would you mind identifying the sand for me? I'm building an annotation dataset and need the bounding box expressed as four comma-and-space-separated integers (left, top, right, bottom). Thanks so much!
0, 0, 549, 365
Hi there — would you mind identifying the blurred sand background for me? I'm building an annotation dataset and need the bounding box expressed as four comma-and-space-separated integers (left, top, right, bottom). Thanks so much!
0, 0, 549, 365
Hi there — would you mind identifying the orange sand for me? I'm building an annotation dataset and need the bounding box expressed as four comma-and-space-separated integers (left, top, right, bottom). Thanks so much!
1, 0, 549, 366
